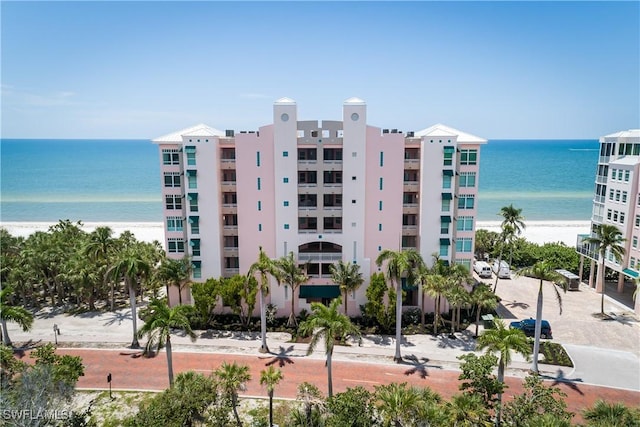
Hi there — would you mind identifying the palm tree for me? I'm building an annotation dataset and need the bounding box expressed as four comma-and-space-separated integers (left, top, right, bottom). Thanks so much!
445, 393, 492, 427
0, 286, 34, 346
477, 319, 531, 427
583, 224, 626, 315
277, 252, 308, 327
216, 361, 251, 427
500, 204, 526, 268
107, 247, 151, 348
157, 256, 191, 305
136, 298, 197, 386
84, 226, 116, 310
329, 260, 364, 316
423, 270, 448, 334
375, 382, 421, 427
446, 283, 469, 337
299, 298, 360, 398
247, 247, 282, 353
517, 261, 566, 374
260, 366, 284, 427
470, 283, 498, 338
375, 249, 424, 362
583, 399, 640, 426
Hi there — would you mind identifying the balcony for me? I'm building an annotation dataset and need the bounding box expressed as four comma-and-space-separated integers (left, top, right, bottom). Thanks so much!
596, 175, 607, 184
404, 159, 420, 170
403, 182, 420, 191
298, 253, 343, 263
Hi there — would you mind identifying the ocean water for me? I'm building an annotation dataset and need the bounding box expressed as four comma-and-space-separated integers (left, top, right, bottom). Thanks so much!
0, 138, 599, 222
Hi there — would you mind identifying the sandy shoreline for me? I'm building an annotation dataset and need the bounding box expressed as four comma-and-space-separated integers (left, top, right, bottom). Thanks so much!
0, 220, 589, 247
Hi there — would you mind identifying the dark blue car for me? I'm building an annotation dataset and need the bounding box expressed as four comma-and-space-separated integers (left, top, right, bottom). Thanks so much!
509, 318, 553, 339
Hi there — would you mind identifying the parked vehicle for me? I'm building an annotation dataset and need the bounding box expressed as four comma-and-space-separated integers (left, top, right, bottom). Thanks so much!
509, 318, 553, 339
474, 261, 493, 278
493, 260, 511, 279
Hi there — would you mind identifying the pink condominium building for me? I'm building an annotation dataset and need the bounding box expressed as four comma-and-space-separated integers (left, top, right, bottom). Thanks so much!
153, 98, 486, 314
578, 129, 640, 314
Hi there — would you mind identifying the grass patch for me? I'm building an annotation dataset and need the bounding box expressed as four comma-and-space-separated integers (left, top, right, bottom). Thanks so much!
535, 341, 573, 367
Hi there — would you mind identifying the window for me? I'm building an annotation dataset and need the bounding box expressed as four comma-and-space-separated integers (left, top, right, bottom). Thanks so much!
459, 172, 476, 187
162, 149, 180, 165
221, 148, 236, 160
192, 261, 202, 279
631, 258, 637, 269
190, 239, 200, 257
224, 236, 239, 248
165, 195, 182, 210
402, 214, 417, 226
225, 257, 239, 269
284, 201, 289, 207
404, 170, 419, 182
620, 212, 625, 224
456, 216, 474, 231
284, 224, 290, 230
189, 216, 199, 234
440, 222, 449, 235
164, 172, 181, 187
633, 236, 638, 249
380, 152, 384, 166
613, 211, 618, 222
187, 170, 197, 189
299, 217, 318, 230
460, 149, 478, 165
622, 192, 628, 203
283, 151, 289, 157
443, 146, 454, 166
185, 146, 196, 166
618, 170, 623, 180
609, 189, 614, 200
611, 168, 617, 180
258, 224, 262, 231
256, 151, 261, 166
323, 194, 342, 207
441, 199, 451, 212
222, 192, 237, 204
456, 237, 473, 253
188, 193, 198, 212
283, 177, 289, 183
379, 177, 383, 190
607, 209, 612, 221
615, 190, 621, 202
458, 195, 475, 209
439, 241, 449, 257
258, 201, 262, 211
378, 224, 382, 231
298, 148, 317, 161
323, 217, 342, 230
323, 148, 343, 161
379, 201, 383, 211
442, 174, 452, 189
299, 194, 317, 207
257, 177, 261, 190
298, 171, 317, 184
166, 216, 183, 232
636, 215, 640, 227
223, 214, 238, 226
323, 171, 342, 184
222, 170, 236, 183
625, 170, 630, 182
168, 238, 185, 253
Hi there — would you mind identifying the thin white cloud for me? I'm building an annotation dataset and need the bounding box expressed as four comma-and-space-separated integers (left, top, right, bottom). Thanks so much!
2, 85, 77, 107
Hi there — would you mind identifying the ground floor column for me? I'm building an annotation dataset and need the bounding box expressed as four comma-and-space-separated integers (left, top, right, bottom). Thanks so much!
578, 254, 584, 283
595, 262, 604, 293
588, 260, 595, 289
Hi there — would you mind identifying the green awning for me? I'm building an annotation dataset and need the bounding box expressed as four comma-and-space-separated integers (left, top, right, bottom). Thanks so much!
443, 146, 455, 153
299, 285, 340, 299
189, 216, 199, 224
186, 170, 197, 177
623, 268, 639, 278
185, 146, 196, 153
188, 193, 198, 201
190, 239, 200, 248
441, 193, 452, 200
440, 215, 452, 223
443, 170, 454, 176
440, 238, 450, 245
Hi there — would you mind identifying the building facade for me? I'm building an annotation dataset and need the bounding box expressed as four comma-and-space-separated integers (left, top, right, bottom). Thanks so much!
153, 98, 487, 315
577, 129, 640, 314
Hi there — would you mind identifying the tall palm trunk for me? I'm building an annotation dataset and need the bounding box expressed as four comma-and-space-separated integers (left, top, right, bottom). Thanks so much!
420, 290, 426, 326
128, 278, 140, 348
394, 280, 403, 362
599, 259, 606, 315
166, 336, 174, 386
289, 291, 297, 327
259, 286, 269, 353
268, 390, 274, 427
433, 296, 440, 335
475, 304, 481, 337
532, 281, 544, 374
327, 350, 333, 398
1, 318, 11, 346
496, 359, 505, 426
343, 291, 349, 316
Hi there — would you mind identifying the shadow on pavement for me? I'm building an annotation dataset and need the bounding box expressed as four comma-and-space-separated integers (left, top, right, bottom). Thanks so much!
199, 330, 261, 341
495, 302, 520, 319
260, 345, 297, 367
431, 330, 476, 351
402, 354, 443, 379
542, 368, 585, 396
12, 340, 42, 358
362, 335, 393, 346
102, 311, 132, 326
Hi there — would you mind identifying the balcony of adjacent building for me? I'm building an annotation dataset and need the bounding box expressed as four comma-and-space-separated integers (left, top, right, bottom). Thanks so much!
401, 235, 418, 251
221, 170, 237, 191
220, 148, 236, 169
298, 148, 318, 168
221, 192, 238, 215
223, 235, 239, 257
222, 255, 240, 277
323, 171, 342, 190
298, 194, 318, 213
403, 170, 420, 191
402, 214, 418, 235
404, 148, 420, 170
222, 214, 238, 232
298, 171, 318, 189
322, 148, 343, 171
298, 242, 343, 264
322, 194, 342, 214
402, 192, 419, 214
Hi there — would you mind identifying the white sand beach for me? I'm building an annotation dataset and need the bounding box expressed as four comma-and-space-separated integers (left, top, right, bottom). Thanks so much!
0, 220, 590, 248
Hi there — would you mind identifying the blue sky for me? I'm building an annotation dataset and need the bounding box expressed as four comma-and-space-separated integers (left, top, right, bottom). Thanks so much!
2, 1, 639, 139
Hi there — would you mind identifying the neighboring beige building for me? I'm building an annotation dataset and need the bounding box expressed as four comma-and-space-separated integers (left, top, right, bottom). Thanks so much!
152, 98, 487, 314
577, 129, 640, 314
